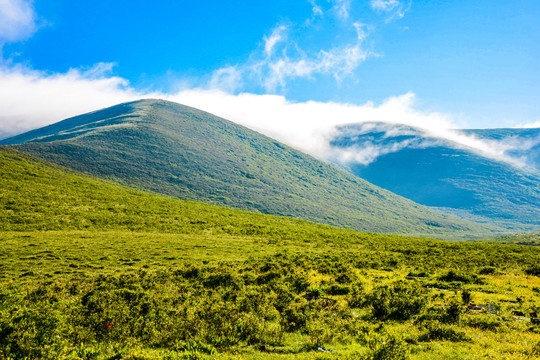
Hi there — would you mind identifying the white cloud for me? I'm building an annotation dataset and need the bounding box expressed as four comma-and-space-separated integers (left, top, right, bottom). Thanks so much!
0, 0, 37, 43
308, 0, 323, 18
163, 90, 524, 167
333, 0, 351, 19
263, 25, 287, 57
371, 0, 400, 12
208, 66, 243, 93
370, 0, 410, 21
208, 17, 373, 92
0, 64, 141, 137
256, 40, 370, 90
515, 121, 540, 129
0, 64, 532, 169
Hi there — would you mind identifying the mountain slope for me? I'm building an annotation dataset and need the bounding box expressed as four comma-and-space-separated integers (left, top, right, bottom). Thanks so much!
329, 122, 540, 231
0, 145, 359, 236
0, 99, 494, 238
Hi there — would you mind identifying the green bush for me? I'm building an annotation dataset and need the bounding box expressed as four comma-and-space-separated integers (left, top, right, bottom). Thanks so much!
361, 332, 410, 360
326, 284, 350, 295
525, 265, 540, 276
478, 266, 496, 275
418, 321, 470, 342
438, 270, 482, 284
531, 341, 540, 356
463, 314, 501, 331
365, 281, 428, 320
461, 289, 472, 305
415, 297, 461, 325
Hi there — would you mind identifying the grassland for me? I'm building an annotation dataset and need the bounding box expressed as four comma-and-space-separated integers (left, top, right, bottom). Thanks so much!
1, 147, 539, 359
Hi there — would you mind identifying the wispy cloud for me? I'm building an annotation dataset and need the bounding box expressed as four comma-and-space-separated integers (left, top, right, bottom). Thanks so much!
208, 66, 244, 93
207, 14, 373, 92
370, 0, 411, 22
308, 0, 323, 18
333, 0, 351, 19
263, 25, 287, 57
0, 0, 37, 43
371, 0, 400, 12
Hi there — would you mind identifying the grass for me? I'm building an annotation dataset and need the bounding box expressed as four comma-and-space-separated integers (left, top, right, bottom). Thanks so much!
1, 147, 539, 359
1, 231, 539, 359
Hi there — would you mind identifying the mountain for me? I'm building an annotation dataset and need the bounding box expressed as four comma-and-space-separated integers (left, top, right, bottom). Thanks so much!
0, 99, 494, 238
329, 122, 540, 231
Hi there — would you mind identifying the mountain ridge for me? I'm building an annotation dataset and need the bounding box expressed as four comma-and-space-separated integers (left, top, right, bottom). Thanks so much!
0, 99, 496, 238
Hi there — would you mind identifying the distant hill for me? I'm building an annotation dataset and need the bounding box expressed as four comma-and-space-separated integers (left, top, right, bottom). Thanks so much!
329, 122, 540, 231
0, 99, 494, 238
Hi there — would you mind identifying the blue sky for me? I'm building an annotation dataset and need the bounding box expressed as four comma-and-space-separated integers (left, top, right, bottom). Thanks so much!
0, 0, 539, 144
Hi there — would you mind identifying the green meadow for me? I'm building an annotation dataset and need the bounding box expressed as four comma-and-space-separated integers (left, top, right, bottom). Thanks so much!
1, 147, 539, 359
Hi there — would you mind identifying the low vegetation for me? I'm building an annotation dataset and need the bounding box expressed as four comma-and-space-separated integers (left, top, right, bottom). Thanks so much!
1, 147, 539, 359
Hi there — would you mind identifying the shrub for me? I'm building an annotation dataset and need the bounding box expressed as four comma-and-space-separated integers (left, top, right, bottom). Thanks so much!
418, 321, 470, 342
531, 341, 540, 356
444, 298, 463, 323
365, 281, 428, 321
438, 270, 482, 284
407, 270, 430, 278
463, 314, 501, 331
415, 298, 461, 325
461, 289, 472, 305
326, 284, 350, 295
526, 265, 540, 277
478, 266, 496, 275
361, 332, 410, 360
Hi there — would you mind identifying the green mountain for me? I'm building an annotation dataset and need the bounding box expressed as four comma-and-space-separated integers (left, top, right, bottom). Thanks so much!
329, 122, 540, 231
0, 145, 351, 236
0, 99, 494, 238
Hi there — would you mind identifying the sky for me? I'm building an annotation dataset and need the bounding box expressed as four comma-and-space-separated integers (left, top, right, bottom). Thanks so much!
0, 0, 539, 162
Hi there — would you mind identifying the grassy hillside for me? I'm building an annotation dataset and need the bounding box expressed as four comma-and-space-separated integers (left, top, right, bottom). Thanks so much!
1, 146, 540, 359
330, 122, 540, 231
0, 99, 496, 238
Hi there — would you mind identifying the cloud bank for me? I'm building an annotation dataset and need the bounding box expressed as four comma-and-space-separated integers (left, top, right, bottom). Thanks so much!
1, 64, 537, 169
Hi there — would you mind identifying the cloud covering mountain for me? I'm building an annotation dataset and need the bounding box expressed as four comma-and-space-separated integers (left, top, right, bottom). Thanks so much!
1, 64, 538, 173
328, 122, 540, 231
